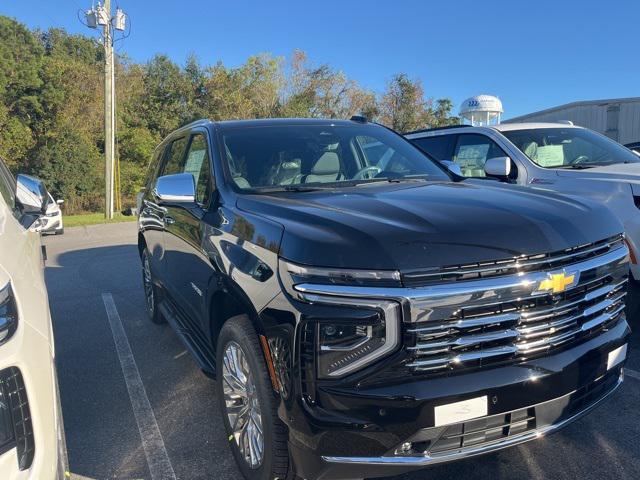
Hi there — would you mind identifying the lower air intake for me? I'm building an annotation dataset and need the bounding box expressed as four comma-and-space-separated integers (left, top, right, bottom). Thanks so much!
0, 367, 35, 470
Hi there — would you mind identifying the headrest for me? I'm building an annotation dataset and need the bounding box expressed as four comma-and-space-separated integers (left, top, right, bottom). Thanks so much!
522, 141, 538, 158
311, 152, 340, 175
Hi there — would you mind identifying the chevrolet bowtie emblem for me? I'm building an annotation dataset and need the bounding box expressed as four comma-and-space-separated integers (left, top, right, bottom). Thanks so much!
535, 271, 579, 294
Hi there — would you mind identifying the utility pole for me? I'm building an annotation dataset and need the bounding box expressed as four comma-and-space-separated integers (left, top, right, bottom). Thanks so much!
104, 0, 114, 219
84, 2, 127, 219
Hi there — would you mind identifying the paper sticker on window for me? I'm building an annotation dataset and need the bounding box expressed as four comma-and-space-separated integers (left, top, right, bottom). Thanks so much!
457, 144, 489, 162
535, 145, 565, 167
184, 150, 206, 182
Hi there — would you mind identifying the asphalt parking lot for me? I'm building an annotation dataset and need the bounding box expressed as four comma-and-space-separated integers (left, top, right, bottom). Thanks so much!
44, 222, 640, 480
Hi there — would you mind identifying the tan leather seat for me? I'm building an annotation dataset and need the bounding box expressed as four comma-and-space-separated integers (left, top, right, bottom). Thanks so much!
301, 151, 343, 183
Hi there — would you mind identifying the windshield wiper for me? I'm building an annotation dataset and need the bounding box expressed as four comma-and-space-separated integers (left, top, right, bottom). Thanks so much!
282, 185, 333, 192
554, 164, 595, 170
386, 177, 430, 183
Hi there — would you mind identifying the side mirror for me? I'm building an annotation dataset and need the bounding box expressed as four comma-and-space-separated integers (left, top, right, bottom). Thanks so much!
440, 160, 463, 177
154, 173, 196, 203
16, 174, 48, 214
484, 156, 511, 179
56, 199, 64, 205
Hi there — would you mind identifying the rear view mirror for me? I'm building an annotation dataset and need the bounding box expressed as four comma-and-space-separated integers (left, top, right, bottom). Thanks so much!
154, 173, 196, 203
16, 174, 48, 214
440, 160, 463, 177
484, 157, 511, 178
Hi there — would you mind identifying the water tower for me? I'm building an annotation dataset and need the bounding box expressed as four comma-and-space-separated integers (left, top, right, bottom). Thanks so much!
460, 95, 503, 126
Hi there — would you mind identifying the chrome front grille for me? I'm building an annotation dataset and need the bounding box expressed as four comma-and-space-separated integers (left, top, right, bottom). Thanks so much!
403, 234, 624, 285
406, 243, 629, 372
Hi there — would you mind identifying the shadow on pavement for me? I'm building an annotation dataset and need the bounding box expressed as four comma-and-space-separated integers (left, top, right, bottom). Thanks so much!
44, 237, 640, 480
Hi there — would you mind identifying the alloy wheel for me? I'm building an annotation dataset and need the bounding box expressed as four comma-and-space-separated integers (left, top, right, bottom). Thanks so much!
222, 341, 264, 469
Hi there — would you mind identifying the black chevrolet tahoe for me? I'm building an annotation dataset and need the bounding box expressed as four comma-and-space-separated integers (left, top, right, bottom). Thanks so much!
138, 117, 630, 480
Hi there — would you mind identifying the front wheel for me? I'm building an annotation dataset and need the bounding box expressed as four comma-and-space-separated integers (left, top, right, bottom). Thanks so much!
216, 315, 291, 480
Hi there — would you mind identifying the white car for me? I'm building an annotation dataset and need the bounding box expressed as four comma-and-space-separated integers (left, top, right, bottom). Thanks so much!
0, 160, 66, 479
406, 123, 640, 280
40, 194, 64, 236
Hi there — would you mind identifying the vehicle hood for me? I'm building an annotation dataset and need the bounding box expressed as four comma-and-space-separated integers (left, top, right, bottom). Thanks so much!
555, 162, 640, 187
237, 181, 622, 271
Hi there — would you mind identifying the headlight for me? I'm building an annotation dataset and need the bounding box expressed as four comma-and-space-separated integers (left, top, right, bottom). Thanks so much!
0, 284, 17, 345
279, 260, 401, 378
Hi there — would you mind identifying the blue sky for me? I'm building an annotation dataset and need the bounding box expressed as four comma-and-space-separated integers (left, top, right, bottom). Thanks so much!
2, 0, 638, 118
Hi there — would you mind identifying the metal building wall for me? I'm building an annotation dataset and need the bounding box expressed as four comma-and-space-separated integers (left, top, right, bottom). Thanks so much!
505, 98, 640, 145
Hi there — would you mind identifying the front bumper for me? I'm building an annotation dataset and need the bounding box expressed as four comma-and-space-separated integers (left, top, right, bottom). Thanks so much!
40, 215, 63, 234
0, 322, 62, 480
288, 319, 629, 480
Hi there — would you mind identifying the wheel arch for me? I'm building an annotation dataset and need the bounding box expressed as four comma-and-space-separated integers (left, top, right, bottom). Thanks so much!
207, 279, 266, 354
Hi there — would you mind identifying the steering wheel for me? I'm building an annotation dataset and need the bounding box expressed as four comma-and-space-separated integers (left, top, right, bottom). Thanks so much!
353, 165, 382, 180
571, 155, 590, 165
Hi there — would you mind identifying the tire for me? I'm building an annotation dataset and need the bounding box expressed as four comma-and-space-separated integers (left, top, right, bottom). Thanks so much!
141, 249, 165, 324
56, 228, 64, 235
216, 315, 291, 480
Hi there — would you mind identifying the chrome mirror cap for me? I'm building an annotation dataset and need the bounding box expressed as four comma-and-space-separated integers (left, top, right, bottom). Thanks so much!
16, 174, 47, 214
154, 173, 196, 203
484, 156, 511, 178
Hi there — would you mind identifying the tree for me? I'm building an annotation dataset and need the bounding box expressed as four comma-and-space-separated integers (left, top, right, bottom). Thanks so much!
378, 74, 431, 132
0, 16, 458, 214
282, 50, 376, 119
140, 55, 191, 136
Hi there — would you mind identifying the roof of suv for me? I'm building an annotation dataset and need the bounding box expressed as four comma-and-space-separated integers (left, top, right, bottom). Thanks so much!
405, 122, 581, 137
492, 122, 581, 132
177, 117, 373, 133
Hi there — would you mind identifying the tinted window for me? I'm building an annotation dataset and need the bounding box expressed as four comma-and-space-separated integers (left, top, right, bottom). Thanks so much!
0, 158, 17, 214
183, 133, 212, 205
144, 146, 165, 190
453, 134, 507, 177
161, 137, 188, 176
502, 127, 640, 168
411, 135, 453, 161
220, 124, 448, 190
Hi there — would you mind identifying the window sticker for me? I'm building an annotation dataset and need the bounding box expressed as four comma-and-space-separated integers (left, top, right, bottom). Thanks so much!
535, 145, 565, 167
457, 144, 489, 163
184, 149, 206, 183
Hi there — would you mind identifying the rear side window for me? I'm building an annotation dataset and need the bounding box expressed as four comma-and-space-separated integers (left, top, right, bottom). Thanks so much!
411, 135, 454, 161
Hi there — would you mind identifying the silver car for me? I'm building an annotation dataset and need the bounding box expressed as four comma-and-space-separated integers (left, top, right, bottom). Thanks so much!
406, 123, 640, 280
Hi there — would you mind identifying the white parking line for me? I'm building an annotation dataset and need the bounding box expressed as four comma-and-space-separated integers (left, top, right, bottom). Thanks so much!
102, 293, 177, 480
625, 368, 640, 381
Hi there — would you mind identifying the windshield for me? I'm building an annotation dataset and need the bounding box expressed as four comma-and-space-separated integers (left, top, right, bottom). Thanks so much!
502, 127, 640, 168
219, 124, 449, 190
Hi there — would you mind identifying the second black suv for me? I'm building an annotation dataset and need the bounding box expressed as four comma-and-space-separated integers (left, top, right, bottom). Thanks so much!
138, 118, 630, 480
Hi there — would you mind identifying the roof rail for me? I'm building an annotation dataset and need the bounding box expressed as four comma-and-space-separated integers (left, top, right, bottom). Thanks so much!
178, 118, 214, 130
403, 124, 467, 135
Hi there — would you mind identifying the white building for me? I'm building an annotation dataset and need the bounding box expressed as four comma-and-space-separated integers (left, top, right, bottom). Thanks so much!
505, 97, 640, 145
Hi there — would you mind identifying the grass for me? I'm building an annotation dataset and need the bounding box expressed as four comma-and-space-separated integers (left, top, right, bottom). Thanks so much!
64, 212, 137, 228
